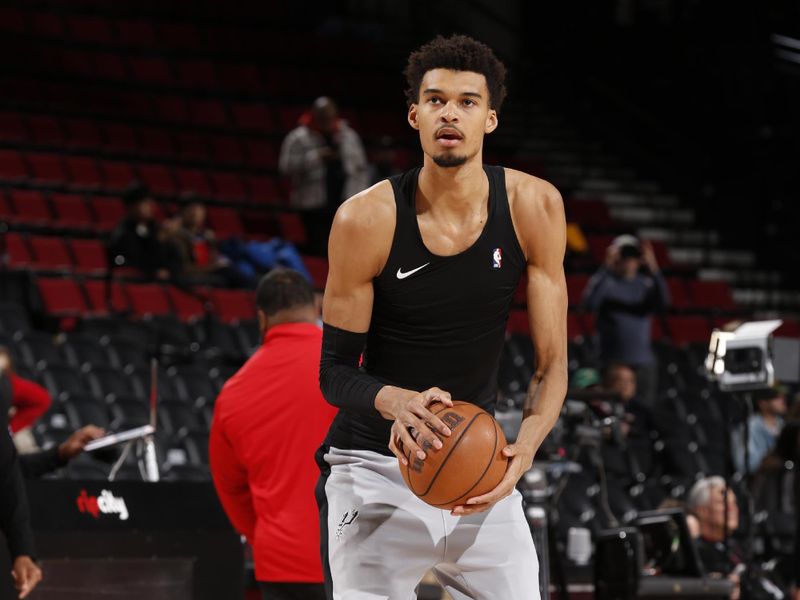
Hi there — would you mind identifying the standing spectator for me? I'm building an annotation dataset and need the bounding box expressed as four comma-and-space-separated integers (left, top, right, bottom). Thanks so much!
0, 347, 50, 435
210, 269, 337, 600
109, 183, 170, 280
278, 96, 369, 255
582, 235, 670, 407
0, 371, 42, 599
732, 387, 788, 473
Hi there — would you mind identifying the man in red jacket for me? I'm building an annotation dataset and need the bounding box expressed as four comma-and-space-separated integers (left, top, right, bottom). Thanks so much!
210, 269, 337, 600
0, 347, 51, 434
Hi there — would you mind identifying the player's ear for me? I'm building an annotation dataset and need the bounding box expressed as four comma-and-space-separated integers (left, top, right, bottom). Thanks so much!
408, 103, 420, 130
485, 109, 498, 134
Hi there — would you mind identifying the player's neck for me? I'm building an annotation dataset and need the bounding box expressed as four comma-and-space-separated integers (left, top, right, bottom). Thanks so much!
418, 154, 486, 213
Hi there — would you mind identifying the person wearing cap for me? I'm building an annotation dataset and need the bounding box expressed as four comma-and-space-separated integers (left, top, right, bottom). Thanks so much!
582, 235, 669, 408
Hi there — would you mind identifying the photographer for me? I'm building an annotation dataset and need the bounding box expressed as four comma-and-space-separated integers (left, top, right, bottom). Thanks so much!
582, 235, 670, 408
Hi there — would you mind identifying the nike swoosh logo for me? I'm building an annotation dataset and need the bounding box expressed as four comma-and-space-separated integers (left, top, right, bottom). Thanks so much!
396, 263, 430, 279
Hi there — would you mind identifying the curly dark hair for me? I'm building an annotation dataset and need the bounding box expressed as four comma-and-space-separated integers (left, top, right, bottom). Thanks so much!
404, 34, 507, 112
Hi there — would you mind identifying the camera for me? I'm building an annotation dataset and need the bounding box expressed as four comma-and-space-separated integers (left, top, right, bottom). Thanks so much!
705, 320, 783, 392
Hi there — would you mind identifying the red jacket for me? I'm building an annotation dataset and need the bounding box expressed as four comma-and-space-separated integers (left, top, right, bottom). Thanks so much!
209, 322, 337, 582
9, 373, 52, 433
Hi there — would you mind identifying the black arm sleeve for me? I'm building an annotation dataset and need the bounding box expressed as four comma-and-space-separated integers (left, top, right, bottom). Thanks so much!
319, 323, 385, 415
19, 447, 66, 479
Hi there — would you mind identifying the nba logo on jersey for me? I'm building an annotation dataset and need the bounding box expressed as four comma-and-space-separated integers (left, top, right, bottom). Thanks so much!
492, 248, 502, 269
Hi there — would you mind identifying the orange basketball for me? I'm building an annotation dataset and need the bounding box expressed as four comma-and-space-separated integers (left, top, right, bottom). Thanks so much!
398, 401, 508, 510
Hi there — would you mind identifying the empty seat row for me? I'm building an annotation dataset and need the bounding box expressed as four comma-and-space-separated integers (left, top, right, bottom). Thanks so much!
36, 277, 258, 323
0, 111, 280, 165
0, 151, 281, 202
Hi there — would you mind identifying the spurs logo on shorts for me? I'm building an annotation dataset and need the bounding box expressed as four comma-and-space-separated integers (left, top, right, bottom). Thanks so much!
335, 509, 359, 540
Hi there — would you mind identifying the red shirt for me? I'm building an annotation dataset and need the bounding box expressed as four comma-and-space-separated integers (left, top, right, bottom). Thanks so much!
209, 322, 337, 583
9, 373, 52, 433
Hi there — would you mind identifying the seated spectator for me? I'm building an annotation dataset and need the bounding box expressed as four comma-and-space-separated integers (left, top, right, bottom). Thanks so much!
164, 202, 253, 288
732, 387, 788, 474
0, 347, 50, 434
109, 183, 170, 280
603, 362, 656, 437
688, 476, 786, 599
19, 425, 105, 478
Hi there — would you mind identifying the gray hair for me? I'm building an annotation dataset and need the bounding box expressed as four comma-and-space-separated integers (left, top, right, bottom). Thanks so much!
686, 476, 726, 511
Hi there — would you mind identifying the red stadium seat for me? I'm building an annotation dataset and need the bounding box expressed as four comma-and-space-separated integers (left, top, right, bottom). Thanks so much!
776, 320, 800, 337
210, 135, 245, 166
52, 193, 92, 229
210, 172, 246, 200
9, 190, 51, 225
65, 157, 102, 188
94, 52, 127, 81
139, 127, 175, 158
5, 233, 33, 268
507, 309, 529, 335
231, 103, 274, 132
158, 22, 202, 51
69, 238, 108, 274
210, 289, 254, 323
665, 277, 690, 310
129, 57, 172, 85
100, 161, 136, 191
247, 175, 279, 204
175, 132, 210, 161
125, 283, 172, 317
189, 99, 228, 127
278, 106, 304, 131
117, 20, 158, 47
177, 59, 217, 89
28, 152, 67, 184
586, 234, 615, 265
30, 11, 63, 37
244, 140, 278, 169
688, 280, 735, 310
37, 278, 88, 316
155, 95, 189, 123
175, 168, 212, 197
83, 280, 130, 314
29, 236, 73, 270
28, 114, 66, 145
667, 315, 712, 345
0, 150, 27, 180
167, 286, 207, 322
218, 63, 263, 95
0, 8, 26, 34
567, 312, 582, 340
65, 118, 103, 149
303, 256, 329, 289
0, 111, 27, 142
138, 164, 176, 196
644, 239, 672, 270
568, 199, 614, 230
66, 15, 114, 44
102, 123, 138, 153
566, 274, 590, 307
206, 207, 244, 238
277, 213, 306, 246
91, 196, 126, 231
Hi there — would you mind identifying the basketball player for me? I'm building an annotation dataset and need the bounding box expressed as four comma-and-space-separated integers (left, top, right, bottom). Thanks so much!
318, 34, 567, 599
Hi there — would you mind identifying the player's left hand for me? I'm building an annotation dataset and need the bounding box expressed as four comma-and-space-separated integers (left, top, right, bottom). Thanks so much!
450, 443, 535, 516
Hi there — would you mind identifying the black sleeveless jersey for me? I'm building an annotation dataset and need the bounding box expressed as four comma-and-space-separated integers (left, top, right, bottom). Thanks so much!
324, 165, 527, 455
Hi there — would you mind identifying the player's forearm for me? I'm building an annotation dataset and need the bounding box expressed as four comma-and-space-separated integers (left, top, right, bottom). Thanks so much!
518, 362, 568, 450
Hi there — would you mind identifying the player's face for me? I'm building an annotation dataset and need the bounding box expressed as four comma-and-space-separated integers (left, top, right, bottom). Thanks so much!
408, 69, 498, 168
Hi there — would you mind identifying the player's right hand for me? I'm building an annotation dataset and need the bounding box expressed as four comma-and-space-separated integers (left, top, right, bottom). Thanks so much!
387, 387, 453, 465
11, 555, 42, 599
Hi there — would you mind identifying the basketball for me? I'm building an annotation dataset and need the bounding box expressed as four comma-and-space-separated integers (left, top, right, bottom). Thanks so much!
398, 401, 509, 510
